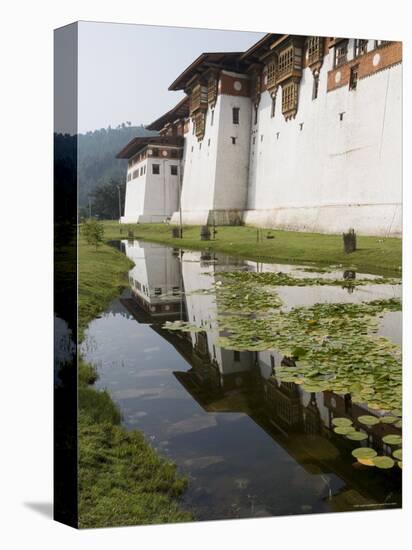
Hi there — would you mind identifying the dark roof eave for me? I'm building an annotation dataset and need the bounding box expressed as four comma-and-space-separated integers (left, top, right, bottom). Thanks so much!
146, 96, 190, 131
116, 136, 184, 159
168, 51, 243, 91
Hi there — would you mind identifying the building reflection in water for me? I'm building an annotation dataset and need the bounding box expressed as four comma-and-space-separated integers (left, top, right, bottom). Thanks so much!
119, 240, 401, 509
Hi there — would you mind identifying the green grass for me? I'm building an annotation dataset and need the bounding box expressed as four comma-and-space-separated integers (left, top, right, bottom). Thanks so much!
78, 362, 193, 529
78, 235, 134, 339
100, 221, 402, 276
78, 236, 193, 528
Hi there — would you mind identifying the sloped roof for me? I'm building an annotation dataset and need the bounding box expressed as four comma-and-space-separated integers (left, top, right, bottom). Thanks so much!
116, 135, 184, 159
168, 51, 244, 91
146, 95, 190, 131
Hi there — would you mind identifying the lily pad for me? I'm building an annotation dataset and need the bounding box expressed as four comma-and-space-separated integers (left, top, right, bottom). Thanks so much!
357, 415, 380, 426
346, 431, 368, 441
380, 416, 399, 424
352, 447, 377, 459
372, 456, 395, 469
382, 434, 402, 446
332, 417, 353, 428
334, 426, 356, 435
357, 458, 375, 467
392, 449, 402, 460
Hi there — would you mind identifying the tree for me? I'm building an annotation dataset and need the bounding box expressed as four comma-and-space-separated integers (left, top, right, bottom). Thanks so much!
82, 219, 104, 250
91, 178, 125, 220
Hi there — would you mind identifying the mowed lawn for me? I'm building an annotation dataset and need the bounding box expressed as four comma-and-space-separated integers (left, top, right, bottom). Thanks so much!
101, 222, 402, 276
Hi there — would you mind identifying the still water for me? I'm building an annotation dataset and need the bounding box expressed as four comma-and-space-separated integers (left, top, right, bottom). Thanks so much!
82, 240, 402, 520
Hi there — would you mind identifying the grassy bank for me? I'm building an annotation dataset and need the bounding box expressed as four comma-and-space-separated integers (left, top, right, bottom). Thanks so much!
78, 236, 193, 528
101, 221, 402, 276
78, 363, 193, 528
78, 235, 134, 338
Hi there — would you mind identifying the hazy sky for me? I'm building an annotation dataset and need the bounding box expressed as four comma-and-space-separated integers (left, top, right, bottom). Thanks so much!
77, 21, 264, 133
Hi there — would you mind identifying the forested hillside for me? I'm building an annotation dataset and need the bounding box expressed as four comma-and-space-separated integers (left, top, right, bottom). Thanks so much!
54, 123, 157, 218
77, 123, 156, 207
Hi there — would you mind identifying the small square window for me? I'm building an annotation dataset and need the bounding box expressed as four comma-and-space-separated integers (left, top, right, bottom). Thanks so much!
170, 165, 178, 176
152, 164, 160, 175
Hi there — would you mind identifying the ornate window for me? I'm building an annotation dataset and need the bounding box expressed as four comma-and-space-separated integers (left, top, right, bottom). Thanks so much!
207, 76, 217, 105
375, 39, 390, 48
334, 40, 348, 67
267, 58, 277, 89
190, 84, 207, 115
307, 36, 322, 65
277, 46, 294, 80
193, 111, 206, 140
354, 39, 368, 57
282, 80, 299, 119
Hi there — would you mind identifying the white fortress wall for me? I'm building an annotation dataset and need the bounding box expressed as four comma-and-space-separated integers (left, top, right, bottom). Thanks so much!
123, 155, 181, 223
139, 157, 181, 222
213, 84, 251, 221
174, 102, 222, 225
244, 39, 402, 236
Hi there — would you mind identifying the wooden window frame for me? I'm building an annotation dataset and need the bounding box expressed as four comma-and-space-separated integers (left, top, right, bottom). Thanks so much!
334, 40, 348, 68
354, 39, 368, 58
277, 45, 294, 80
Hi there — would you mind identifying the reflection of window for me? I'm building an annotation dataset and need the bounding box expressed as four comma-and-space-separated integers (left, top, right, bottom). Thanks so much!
170, 165, 178, 176
154, 287, 162, 295
334, 40, 348, 67
152, 164, 160, 175
232, 107, 240, 124
349, 64, 359, 90
172, 286, 180, 295
354, 39, 368, 57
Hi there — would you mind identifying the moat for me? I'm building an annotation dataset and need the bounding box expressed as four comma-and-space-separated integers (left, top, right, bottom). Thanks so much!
81, 240, 402, 520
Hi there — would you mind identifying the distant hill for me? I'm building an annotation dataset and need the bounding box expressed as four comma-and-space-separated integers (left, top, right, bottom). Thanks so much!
54, 124, 157, 209
77, 124, 157, 206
